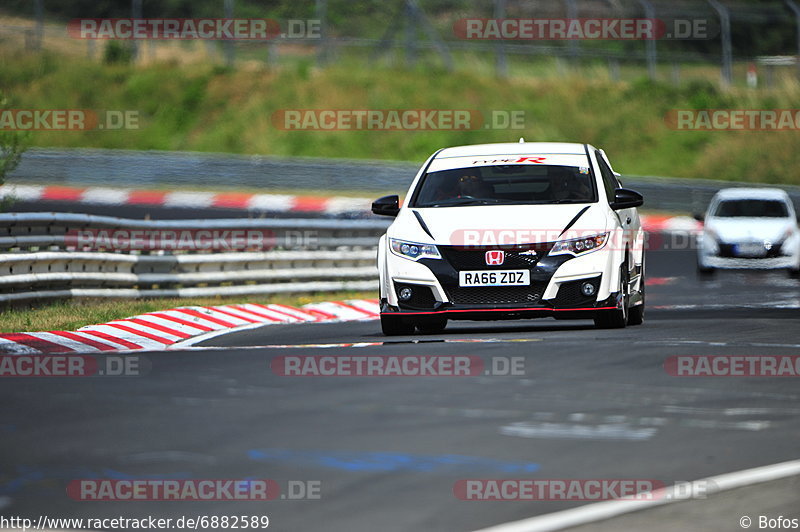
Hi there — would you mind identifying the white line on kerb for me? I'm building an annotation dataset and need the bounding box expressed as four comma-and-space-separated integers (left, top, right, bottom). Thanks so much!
472, 458, 800, 532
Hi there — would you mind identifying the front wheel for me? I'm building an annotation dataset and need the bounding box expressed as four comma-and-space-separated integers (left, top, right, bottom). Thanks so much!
380, 314, 415, 336
697, 257, 715, 276
627, 301, 644, 326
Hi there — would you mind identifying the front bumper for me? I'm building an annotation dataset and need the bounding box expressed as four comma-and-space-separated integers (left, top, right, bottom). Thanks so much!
382, 243, 623, 320
701, 255, 799, 270
698, 238, 800, 270
380, 299, 619, 321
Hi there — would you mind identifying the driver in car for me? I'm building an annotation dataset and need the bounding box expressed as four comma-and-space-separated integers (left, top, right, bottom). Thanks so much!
548, 168, 591, 201
456, 170, 492, 198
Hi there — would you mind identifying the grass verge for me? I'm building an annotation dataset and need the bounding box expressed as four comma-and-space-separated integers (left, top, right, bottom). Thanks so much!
0, 291, 377, 334
3, 48, 800, 185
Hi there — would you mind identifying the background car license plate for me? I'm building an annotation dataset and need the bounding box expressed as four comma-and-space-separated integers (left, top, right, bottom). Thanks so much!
734, 243, 767, 257
459, 270, 530, 287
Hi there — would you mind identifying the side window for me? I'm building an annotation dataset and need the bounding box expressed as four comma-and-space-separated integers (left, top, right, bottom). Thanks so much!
595, 150, 618, 203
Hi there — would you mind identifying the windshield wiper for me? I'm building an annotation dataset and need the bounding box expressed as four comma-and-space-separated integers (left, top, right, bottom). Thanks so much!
422, 198, 499, 207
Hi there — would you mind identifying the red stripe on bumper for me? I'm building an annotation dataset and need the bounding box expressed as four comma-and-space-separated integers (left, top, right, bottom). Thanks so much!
382, 306, 618, 316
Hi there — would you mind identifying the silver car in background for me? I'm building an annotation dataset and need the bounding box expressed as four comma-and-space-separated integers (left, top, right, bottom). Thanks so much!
696, 188, 800, 276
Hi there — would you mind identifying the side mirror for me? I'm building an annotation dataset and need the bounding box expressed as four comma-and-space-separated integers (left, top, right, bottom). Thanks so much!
693, 212, 705, 222
610, 188, 643, 210
371, 195, 400, 217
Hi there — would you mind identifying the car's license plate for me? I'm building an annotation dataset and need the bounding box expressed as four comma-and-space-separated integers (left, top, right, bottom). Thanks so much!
459, 270, 530, 287
734, 243, 767, 257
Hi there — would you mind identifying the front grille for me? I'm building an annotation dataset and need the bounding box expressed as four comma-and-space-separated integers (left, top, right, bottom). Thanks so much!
394, 282, 438, 310
439, 245, 553, 270
446, 284, 545, 306
552, 277, 600, 308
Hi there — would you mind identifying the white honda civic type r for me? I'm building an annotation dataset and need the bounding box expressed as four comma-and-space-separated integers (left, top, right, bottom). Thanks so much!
371, 141, 645, 335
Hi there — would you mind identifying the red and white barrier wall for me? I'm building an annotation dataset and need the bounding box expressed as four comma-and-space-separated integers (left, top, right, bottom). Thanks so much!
0, 184, 703, 232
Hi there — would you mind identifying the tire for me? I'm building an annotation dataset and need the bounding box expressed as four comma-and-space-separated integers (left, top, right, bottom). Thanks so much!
697, 259, 715, 276
627, 300, 644, 326
416, 318, 447, 334
594, 265, 629, 329
628, 259, 645, 326
380, 314, 415, 336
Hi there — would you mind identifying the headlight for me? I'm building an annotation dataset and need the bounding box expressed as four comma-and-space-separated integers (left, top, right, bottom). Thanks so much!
389, 238, 441, 261
549, 233, 609, 256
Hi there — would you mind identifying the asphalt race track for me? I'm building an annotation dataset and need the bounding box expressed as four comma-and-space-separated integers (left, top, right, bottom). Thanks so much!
1, 239, 799, 531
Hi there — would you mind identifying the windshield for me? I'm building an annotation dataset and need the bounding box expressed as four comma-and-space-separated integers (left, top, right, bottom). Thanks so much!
712, 199, 789, 218
412, 164, 597, 207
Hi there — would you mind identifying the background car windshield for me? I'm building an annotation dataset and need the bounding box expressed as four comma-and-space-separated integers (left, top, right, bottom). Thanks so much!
413, 164, 596, 207
713, 199, 789, 218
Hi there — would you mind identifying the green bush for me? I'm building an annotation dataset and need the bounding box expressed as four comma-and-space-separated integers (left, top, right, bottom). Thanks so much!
103, 41, 134, 65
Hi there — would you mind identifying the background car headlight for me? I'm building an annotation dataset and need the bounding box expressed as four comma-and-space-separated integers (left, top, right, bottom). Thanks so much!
549, 233, 609, 256
389, 238, 441, 261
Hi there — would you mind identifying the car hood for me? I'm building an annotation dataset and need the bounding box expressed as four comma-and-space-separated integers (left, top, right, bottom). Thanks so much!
706, 217, 796, 243
393, 204, 609, 246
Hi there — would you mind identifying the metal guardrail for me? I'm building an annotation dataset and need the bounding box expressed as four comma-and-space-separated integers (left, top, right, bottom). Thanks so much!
10, 149, 800, 214
0, 213, 390, 303
622, 175, 800, 215
8, 148, 420, 192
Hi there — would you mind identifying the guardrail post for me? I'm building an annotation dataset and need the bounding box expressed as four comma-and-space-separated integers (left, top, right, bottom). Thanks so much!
787, 0, 800, 79
315, 0, 328, 66
638, 0, 657, 80
494, 0, 508, 78
404, 0, 417, 66
131, 0, 142, 62
224, 0, 235, 68
707, 0, 733, 87
34, 0, 44, 49
563, 0, 579, 67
